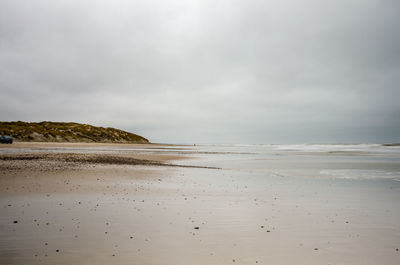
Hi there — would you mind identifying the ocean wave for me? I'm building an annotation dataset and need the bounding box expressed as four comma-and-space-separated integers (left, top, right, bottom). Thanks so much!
320, 169, 400, 181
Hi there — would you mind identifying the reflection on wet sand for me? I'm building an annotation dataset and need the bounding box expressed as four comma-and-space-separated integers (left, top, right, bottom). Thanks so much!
1, 143, 400, 265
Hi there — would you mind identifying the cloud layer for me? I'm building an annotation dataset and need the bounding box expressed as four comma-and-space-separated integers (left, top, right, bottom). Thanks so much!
1, 0, 399, 143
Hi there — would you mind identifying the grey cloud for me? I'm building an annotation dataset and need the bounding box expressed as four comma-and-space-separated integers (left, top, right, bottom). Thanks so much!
1, 0, 399, 143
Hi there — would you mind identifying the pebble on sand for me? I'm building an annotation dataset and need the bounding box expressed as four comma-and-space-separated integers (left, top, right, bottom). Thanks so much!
13, 220, 18, 224
194, 226, 200, 229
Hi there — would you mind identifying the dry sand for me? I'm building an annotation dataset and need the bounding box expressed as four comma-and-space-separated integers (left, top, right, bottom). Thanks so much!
0, 142, 399, 265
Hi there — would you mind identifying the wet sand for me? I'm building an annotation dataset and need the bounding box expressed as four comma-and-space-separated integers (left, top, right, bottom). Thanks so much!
0, 143, 400, 265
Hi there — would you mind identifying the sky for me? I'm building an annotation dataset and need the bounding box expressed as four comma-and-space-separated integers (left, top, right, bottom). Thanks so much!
1, 0, 399, 144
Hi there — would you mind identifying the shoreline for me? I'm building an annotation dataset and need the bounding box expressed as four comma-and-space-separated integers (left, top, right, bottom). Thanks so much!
0, 141, 188, 149
0, 143, 399, 265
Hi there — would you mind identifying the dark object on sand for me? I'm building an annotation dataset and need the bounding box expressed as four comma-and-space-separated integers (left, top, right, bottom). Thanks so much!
194, 226, 199, 230
0, 135, 13, 144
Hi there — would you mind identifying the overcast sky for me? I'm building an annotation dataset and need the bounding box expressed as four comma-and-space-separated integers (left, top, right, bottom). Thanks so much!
1, 0, 399, 144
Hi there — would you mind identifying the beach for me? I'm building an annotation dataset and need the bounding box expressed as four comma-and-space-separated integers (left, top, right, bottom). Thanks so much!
0, 142, 400, 265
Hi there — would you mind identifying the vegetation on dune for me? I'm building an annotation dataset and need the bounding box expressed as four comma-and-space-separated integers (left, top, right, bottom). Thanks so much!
0, 121, 149, 143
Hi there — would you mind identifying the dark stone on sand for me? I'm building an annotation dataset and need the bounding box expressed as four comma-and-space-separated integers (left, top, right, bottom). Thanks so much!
194, 226, 199, 229
56, 249, 59, 252
13, 220, 18, 224
314, 248, 318, 250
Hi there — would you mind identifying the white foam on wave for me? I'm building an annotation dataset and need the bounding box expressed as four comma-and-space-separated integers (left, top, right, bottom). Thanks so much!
320, 169, 400, 181
272, 144, 381, 152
